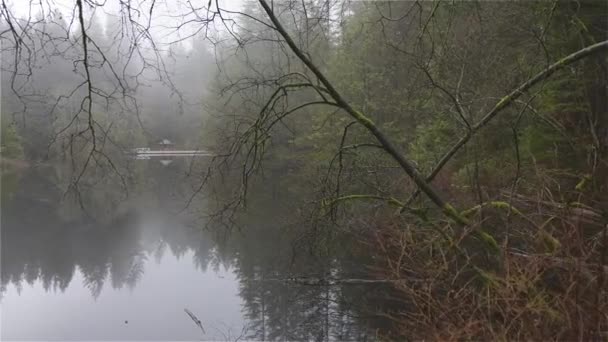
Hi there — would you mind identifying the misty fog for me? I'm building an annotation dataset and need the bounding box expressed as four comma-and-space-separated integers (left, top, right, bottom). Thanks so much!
1, 0, 607, 340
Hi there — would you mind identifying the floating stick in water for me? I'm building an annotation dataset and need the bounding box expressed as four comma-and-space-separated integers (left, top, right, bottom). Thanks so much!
184, 308, 205, 334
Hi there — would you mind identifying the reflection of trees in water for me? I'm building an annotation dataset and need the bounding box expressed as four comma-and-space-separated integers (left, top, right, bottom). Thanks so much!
2, 165, 388, 339
232, 239, 377, 341
216, 183, 379, 341
0, 166, 218, 297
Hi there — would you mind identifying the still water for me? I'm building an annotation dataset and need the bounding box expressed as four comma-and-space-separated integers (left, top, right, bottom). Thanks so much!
1, 158, 377, 341
2, 251, 243, 340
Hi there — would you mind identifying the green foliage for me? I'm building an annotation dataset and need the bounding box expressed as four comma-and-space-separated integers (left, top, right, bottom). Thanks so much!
197, 1, 607, 339
538, 229, 561, 254
409, 117, 457, 171
541, 74, 589, 115
519, 121, 578, 166
574, 174, 592, 192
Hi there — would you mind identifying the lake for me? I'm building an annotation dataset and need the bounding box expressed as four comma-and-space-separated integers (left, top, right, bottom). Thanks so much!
1, 157, 380, 341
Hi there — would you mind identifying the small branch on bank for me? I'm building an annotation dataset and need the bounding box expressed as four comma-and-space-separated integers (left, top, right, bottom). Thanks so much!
251, 277, 429, 286
322, 194, 405, 209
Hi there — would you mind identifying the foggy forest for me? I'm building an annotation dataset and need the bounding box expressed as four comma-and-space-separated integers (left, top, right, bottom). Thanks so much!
1, 0, 607, 340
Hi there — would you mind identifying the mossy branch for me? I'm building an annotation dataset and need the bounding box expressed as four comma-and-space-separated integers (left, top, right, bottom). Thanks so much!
461, 201, 525, 218
322, 194, 405, 209
258, 0, 459, 222
407, 40, 608, 204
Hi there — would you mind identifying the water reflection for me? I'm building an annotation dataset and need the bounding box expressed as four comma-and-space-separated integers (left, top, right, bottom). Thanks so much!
1, 167, 219, 297
1, 160, 381, 340
1, 164, 246, 340
218, 179, 381, 341
1, 250, 243, 340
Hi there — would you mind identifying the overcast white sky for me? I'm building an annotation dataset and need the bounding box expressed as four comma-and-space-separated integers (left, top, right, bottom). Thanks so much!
7, 0, 247, 47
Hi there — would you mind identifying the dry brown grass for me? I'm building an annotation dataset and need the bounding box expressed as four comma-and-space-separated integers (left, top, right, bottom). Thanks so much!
368, 176, 607, 341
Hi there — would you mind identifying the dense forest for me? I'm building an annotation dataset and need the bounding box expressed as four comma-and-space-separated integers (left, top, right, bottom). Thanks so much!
202, 2, 608, 338
1, 0, 607, 340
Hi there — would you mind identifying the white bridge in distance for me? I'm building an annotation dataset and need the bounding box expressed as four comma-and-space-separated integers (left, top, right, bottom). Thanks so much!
128, 148, 215, 159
